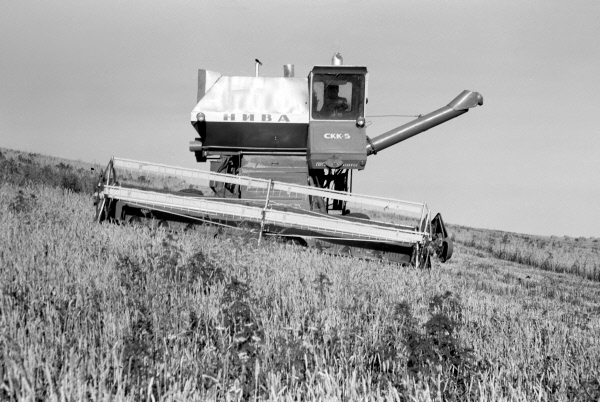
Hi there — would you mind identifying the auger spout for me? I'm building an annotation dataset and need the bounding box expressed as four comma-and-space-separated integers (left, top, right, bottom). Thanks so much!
366, 90, 483, 155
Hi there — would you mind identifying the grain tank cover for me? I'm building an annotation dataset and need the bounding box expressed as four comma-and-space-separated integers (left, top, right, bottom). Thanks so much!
191, 76, 309, 154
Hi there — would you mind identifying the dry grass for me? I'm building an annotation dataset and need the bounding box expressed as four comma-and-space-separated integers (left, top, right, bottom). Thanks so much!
451, 225, 600, 281
1, 149, 599, 401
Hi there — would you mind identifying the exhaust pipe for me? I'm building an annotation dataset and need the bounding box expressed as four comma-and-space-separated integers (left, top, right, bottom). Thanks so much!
366, 90, 483, 155
283, 64, 294, 77
255, 59, 262, 77
332, 52, 343, 65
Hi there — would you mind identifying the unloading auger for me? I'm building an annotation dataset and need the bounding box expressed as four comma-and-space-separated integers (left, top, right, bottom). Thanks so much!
95, 53, 483, 266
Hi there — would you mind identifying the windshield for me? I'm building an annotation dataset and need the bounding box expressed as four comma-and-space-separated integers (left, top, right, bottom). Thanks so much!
311, 73, 365, 120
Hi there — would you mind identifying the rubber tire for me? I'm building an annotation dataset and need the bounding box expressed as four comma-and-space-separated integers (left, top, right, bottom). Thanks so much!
439, 239, 454, 263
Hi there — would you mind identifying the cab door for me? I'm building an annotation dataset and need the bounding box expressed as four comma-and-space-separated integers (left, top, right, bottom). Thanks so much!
307, 66, 368, 170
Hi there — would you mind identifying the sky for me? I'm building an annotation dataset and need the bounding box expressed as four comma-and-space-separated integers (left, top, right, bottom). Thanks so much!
1, 0, 599, 238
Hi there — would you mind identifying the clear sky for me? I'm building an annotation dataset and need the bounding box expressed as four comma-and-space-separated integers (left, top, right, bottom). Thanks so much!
1, 0, 599, 238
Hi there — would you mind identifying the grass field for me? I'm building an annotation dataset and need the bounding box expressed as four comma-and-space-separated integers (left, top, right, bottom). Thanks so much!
1, 148, 599, 401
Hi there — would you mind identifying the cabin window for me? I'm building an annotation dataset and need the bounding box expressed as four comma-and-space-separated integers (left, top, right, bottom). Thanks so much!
311, 74, 365, 120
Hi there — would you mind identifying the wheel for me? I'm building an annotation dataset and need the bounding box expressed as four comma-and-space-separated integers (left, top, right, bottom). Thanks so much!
438, 239, 454, 263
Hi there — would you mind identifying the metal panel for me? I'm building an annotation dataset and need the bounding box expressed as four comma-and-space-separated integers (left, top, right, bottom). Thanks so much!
311, 66, 368, 75
191, 76, 309, 124
239, 155, 310, 208
307, 120, 367, 169
201, 122, 307, 151
197, 69, 222, 103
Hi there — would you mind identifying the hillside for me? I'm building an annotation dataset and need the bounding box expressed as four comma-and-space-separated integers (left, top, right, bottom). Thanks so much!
1, 147, 599, 401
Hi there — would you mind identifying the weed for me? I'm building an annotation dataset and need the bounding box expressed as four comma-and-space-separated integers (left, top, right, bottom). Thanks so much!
17, 154, 33, 164
59, 171, 81, 193
182, 249, 225, 290
313, 272, 332, 300
399, 292, 479, 399
8, 190, 36, 214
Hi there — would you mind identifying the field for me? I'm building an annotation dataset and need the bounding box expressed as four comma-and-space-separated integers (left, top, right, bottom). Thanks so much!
1, 148, 599, 401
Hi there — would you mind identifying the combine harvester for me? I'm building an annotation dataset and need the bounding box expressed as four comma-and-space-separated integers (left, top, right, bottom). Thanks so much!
95, 54, 483, 267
